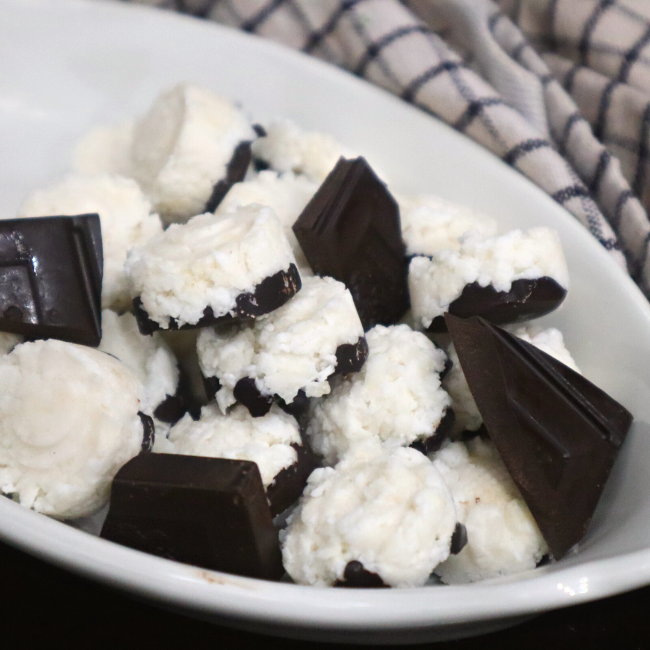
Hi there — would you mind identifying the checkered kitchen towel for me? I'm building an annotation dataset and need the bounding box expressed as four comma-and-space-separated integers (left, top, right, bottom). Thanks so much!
128, 0, 650, 298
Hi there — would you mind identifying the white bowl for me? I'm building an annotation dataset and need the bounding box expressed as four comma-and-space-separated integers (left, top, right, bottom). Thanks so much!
1, 0, 650, 644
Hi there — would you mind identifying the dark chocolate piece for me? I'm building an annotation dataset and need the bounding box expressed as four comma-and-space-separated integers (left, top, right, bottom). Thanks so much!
100, 454, 283, 580
334, 561, 389, 588
428, 277, 567, 333
536, 554, 552, 567
252, 124, 267, 138
277, 389, 310, 426
293, 157, 409, 330
266, 441, 317, 516
0, 214, 102, 346
202, 375, 222, 403
153, 394, 187, 426
204, 141, 252, 213
138, 412, 155, 452
333, 336, 369, 375
460, 423, 490, 442
234, 377, 273, 418
446, 314, 633, 559
133, 264, 301, 335
410, 408, 455, 455
450, 522, 468, 555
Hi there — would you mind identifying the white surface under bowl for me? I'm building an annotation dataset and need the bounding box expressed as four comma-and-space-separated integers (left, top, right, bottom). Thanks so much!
1, 0, 650, 644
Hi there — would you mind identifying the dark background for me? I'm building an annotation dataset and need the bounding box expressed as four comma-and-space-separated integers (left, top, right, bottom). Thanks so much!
1, 540, 648, 649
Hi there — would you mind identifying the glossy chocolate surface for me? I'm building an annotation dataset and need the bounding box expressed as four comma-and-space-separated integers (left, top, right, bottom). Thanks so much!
133, 264, 301, 335
428, 277, 567, 333
446, 314, 633, 558
101, 454, 283, 580
293, 157, 408, 330
0, 214, 102, 346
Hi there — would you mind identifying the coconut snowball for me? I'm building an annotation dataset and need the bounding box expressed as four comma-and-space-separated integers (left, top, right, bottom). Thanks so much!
124, 205, 297, 328
98, 310, 179, 416
197, 275, 364, 411
165, 403, 301, 488
130, 83, 256, 224
396, 194, 498, 256
251, 119, 357, 183
281, 446, 457, 587
0, 332, 22, 356
306, 324, 451, 466
432, 439, 547, 584
73, 121, 135, 177
18, 173, 163, 311
0, 340, 144, 519
216, 170, 318, 272
444, 325, 580, 436
409, 228, 570, 330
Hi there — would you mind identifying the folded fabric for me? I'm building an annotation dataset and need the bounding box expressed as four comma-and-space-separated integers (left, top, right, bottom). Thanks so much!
124, 0, 650, 300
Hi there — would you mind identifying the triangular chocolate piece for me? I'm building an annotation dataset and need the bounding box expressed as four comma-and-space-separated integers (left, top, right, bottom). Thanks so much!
445, 314, 633, 558
292, 157, 408, 330
0, 215, 102, 346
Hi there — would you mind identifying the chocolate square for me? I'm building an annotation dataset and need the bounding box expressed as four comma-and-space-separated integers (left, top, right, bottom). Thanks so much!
293, 157, 408, 330
446, 314, 633, 559
0, 214, 102, 346
100, 454, 283, 580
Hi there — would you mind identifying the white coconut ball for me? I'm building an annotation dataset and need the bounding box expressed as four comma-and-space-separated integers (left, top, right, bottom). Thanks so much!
432, 438, 547, 584
0, 340, 144, 519
281, 446, 457, 587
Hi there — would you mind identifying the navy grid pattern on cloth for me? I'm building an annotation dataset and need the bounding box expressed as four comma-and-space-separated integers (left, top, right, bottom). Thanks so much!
123, 0, 650, 297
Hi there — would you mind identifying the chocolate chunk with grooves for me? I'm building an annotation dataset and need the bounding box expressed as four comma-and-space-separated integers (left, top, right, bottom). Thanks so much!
333, 336, 368, 375
138, 412, 155, 452
101, 454, 283, 581
450, 522, 468, 555
410, 408, 455, 455
445, 314, 633, 559
266, 441, 317, 516
133, 264, 301, 335
234, 377, 273, 418
334, 561, 389, 588
428, 277, 567, 333
293, 157, 409, 330
204, 141, 252, 213
0, 214, 103, 346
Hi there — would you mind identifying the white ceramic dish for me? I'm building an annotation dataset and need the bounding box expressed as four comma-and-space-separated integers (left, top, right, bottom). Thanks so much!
2, 0, 650, 644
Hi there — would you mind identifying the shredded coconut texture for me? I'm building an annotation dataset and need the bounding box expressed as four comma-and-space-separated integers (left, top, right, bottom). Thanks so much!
98, 310, 179, 415
306, 324, 450, 466
432, 439, 547, 584
19, 173, 163, 311
409, 228, 569, 329
165, 404, 300, 488
197, 276, 364, 409
281, 446, 457, 587
0, 340, 144, 519
131, 83, 256, 224
251, 119, 357, 183
396, 194, 498, 256
444, 326, 580, 436
124, 205, 296, 327
73, 121, 135, 177
216, 170, 318, 272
